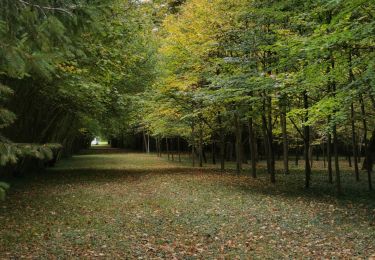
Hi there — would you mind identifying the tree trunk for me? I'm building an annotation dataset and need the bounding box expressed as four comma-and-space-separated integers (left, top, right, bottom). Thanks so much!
331, 65, 341, 194
234, 112, 242, 174
171, 138, 174, 161
143, 131, 147, 152
262, 99, 271, 174
218, 113, 225, 171
322, 142, 326, 168
303, 91, 311, 188
281, 98, 289, 174
211, 140, 216, 165
191, 123, 196, 167
166, 138, 170, 160
365, 129, 374, 190
348, 152, 352, 168
268, 96, 275, 183
333, 125, 341, 195
359, 95, 373, 190
227, 142, 233, 161
327, 133, 333, 183
349, 50, 359, 181
295, 142, 299, 166
156, 137, 160, 157
147, 134, 150, 153
178, 136, 181, 162
248, 118, 257, 178
199, 122, 203, 167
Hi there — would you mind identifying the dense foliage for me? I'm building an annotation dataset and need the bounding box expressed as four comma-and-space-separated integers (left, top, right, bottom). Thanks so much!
0, 0, 374, 195
0, 1, 156, 163
140, 0, 375, 193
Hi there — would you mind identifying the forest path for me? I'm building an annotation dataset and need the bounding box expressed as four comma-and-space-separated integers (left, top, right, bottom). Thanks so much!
0, 150, 374, 258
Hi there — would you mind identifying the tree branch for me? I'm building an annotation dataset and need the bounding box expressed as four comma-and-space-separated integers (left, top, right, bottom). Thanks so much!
288, 117, 305, 140
18, 0, 73, 16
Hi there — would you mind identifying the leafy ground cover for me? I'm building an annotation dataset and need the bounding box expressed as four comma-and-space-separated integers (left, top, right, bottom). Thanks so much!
0, 149, 374, 259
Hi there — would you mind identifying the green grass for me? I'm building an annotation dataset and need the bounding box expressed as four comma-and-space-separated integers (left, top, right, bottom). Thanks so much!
0, 151, 374, 258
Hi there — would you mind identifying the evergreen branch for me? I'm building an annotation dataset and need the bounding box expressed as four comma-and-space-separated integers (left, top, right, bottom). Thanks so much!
18, 0, 74, 16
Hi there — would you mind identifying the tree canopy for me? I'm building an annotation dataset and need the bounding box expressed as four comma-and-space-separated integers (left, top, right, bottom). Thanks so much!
0, 0, 374, 194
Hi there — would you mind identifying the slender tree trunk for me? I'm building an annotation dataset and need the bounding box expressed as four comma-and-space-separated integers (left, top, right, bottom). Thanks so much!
178, 136, 181, 162
191, 123, 195, 167
218, 113, 225, 171
147, 134, 150, 153
368, 89, 375, 109
262, 94, 275, 183
166, 138, 170, 160
143, 131, 147, 152
331, 62, 341, 194
322, 142, 326, 168
303, 91, 311, 188
326, 58, 334, 184
227, 142, 233, 161
202, 149, 207, 164
262, 98, 271, 174
156, 137, 159, 157
159, 137, 163, 157
212, 140, 216, 165
171, 138, 174, 161
199, 122, 203, 167
160, 138, 163, 157
359, 95, 372, 190
295, 141, 299, 166
327, 133, 333, 183
234, 112, 242, 174
254, 137, 258, 162
348, 150, 352, 167
349, 49, 360, 181
333, 125, 341, 195
281, 97, 289, 174
248, 118, 257, 178
267, 96, 275, 183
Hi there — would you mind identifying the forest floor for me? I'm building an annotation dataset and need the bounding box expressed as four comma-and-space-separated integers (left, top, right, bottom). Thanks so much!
0, 148, 374, 258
